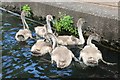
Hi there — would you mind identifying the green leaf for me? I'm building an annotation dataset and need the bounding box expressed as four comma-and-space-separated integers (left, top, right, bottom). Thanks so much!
53, 12, 79, 35
22, 4, 31, 12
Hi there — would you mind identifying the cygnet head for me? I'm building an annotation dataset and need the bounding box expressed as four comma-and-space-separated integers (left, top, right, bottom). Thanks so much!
77, 18, 86, 27
90, 33, 101, 42
46, 15, 54, 22
21, 10, 29, 17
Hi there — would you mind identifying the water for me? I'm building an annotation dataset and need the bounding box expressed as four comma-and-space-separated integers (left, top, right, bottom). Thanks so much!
1, 11, 119, 79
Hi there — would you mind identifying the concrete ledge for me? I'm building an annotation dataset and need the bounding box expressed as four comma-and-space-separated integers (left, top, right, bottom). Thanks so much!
41, 2, 118, 20
1, 2, 120, 40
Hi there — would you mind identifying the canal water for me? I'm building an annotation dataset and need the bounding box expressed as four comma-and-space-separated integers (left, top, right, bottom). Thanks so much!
1, 11, 119, 79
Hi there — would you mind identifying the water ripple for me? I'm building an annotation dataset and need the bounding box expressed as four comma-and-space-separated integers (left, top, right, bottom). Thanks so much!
2, 11, 119, 79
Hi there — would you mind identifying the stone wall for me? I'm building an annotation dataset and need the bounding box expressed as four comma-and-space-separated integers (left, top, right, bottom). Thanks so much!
1, 2, 119, 41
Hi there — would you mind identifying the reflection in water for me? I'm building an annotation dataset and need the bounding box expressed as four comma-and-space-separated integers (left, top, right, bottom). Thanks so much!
1, 11, 119, 79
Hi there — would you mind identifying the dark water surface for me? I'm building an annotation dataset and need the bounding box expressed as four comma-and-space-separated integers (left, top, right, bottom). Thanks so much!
1, 11, 120, 79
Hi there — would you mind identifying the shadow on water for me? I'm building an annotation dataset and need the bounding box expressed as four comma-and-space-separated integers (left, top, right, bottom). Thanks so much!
1, 11, 120, 79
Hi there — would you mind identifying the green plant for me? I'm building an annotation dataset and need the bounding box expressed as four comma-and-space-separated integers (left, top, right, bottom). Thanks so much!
53, 12, 78, 36
22, 4, 31, 12
21, 4, 32, 17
